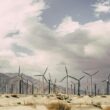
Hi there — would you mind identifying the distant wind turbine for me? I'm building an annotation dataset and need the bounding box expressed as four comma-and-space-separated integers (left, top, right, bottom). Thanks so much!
71, 81, 77, 95
71, 76, 85, 96
48, 73, 57, 94
48, 73, 52, 94
102, 73, 110, 95
83, 71, 99, 95
34, 67, 48, 94
9, 66, 25, 94
60, 66, 79, 94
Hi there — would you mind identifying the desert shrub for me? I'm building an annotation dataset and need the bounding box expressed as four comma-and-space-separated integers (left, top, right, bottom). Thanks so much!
57, 96, 63, 100
33, 94, 37, 97
47, 102, 71, 110
101, 95, 107, 98
17, 102, 21, 105
5, 95, 10, 98
56, 94, 69, 101
11, 94, 19, 98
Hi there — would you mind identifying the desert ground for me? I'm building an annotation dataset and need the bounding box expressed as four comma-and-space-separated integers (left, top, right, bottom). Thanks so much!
0, 94, 109, 110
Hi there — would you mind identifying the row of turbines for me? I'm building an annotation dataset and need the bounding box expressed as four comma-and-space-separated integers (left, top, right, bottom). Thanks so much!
3, 66, 35, 94
0, 66, 110, 96
34, 66, 110, 96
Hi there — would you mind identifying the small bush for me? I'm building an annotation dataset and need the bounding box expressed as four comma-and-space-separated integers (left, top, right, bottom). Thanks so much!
33, 94, 37, 97
101, 95, 107, 98
5, 95, 10, 98
57, 96, 63, 100
17, 102, 21, 105
11, 94, 19, 98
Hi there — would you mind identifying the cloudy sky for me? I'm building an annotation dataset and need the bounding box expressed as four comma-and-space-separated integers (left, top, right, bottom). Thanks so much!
0, 0, 110, 86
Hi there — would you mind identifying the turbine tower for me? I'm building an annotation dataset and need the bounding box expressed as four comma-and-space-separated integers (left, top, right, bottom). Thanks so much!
102, 73, 110, 95
48, 73, 57, 94
48, 73, 52, 94
83, 71, 99, 95
71, 81, 77, 95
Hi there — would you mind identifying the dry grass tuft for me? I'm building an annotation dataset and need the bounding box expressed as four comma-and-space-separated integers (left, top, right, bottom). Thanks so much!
11, 94, 19, 98
5, 95, 10, 98
101, 95, 107, 98
47, 102, 71, 110
17, 102, 21, 105
24, 102, 36, 108
24, 102, 35, 106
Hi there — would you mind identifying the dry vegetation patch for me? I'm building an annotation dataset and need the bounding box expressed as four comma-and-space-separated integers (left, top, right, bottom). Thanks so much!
47, 102, 71, 110
11, 94, 19, 98
104, 107, 110, 110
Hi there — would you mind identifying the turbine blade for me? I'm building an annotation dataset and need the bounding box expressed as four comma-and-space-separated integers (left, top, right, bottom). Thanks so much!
43, 67, 48, 75
60, 76, 67, 82
9, 75, 18, 80
44, 76, 47, 82
68, 75, 78, 81
79, 76, 85, 80
92, 71, 99, 76
34, 75, 42, 76
65, 66, 68, 75
83, 71, 91, 76
18, 65, 20, 74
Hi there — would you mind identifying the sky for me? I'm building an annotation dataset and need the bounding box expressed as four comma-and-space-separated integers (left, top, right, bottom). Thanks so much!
0, 0, 110, 88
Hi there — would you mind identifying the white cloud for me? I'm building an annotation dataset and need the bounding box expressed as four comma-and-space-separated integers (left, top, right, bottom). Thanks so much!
93, 0, 110, 16
0, 0, 47, 72
56, 16, 80, 36
56, 16, 110, 64
0, 0, 46, 36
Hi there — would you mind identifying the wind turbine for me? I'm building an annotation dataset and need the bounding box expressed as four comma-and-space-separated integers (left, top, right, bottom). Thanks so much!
8, 66, 24, 94
83, 71, 99, 95
53, 78, 57, 94
102, 73, 110, 95
71, 81, 77, 95
20, 73, 35, 94
18, 66, 24, 94
16, 66, 31, 94
48, 73, 57, 94
34, 67, 48, 94
72, 76, 85, 96
48, 73, 52, 94
60, 66, 79, 94
27, 80, 34, 94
